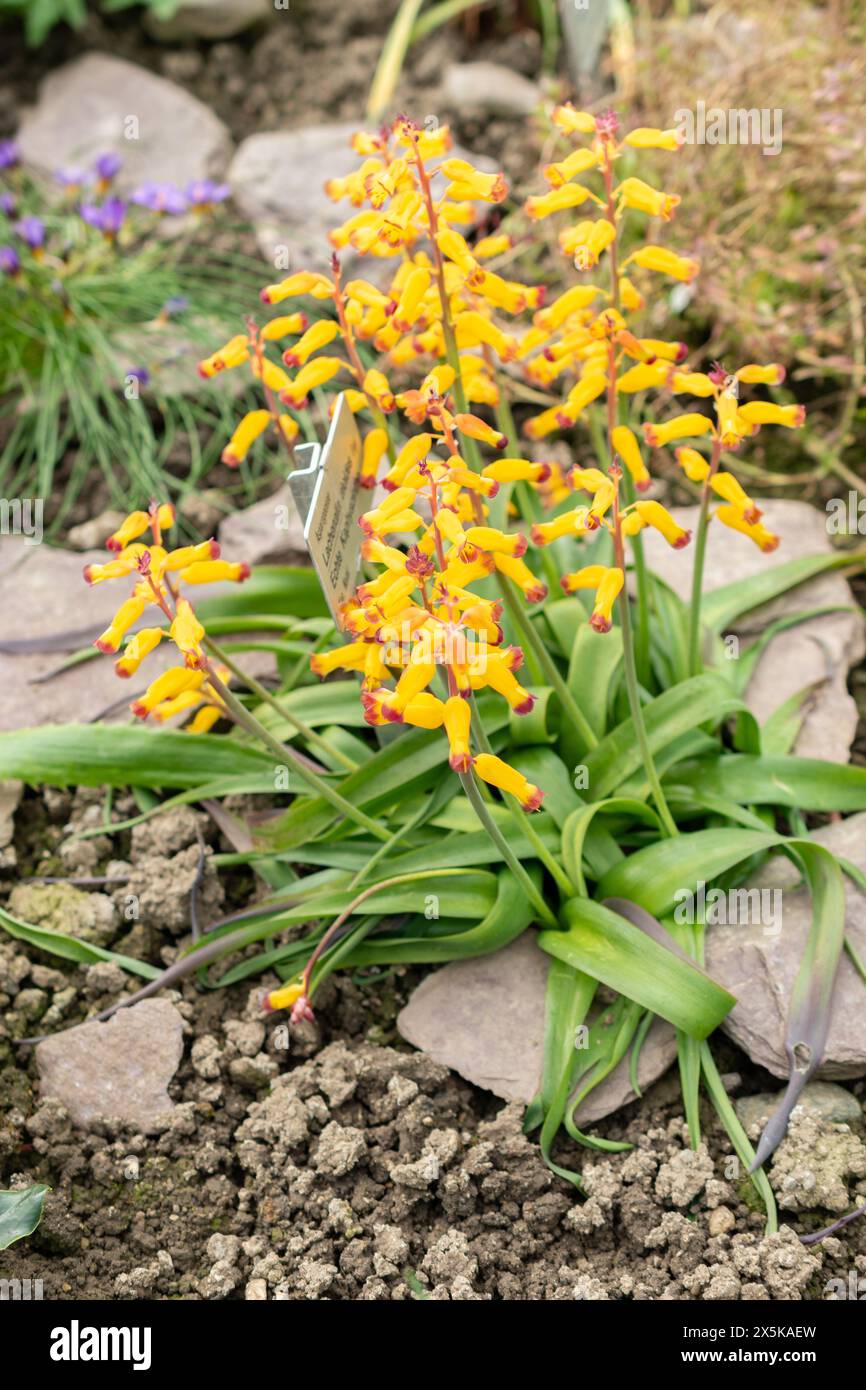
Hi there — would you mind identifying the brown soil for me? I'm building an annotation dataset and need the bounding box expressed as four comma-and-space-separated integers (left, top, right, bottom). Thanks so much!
2, 787, 865, 1301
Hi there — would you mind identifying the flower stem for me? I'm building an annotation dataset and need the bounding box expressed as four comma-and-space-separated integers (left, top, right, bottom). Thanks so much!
204, 634, 358, 772
499, 575, 599, 752
204, 668, 391, 842
458, 768, 558, 928
688, 437, 722, 676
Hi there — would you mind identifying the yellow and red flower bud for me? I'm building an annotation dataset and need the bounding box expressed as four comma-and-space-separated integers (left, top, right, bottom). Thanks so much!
675, 447, 711, 483
643, 414, 713, 447
715, 505, 780, 552
222, 409, 271, 467
736, 402, 805, 429
473, 753, 544, 812
131, 666, 207, 719
115, 627, 164, 678
260, 271, 333, 304
611, 426, 650, 490
95, 595, 146, 653
281, 319, 339, 368
634, 500, 692, 548
178, 560, 250, 584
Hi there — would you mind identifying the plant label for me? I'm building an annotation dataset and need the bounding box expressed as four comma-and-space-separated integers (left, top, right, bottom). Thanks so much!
288, 393, 365, 622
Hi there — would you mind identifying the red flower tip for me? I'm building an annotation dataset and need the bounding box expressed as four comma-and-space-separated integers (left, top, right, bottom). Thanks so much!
636, 477, 651, 492
675, 342, 688, 363
95, 638, 115, 654
259, 288, 272, 304
555, 411, 572, 428
83, 565, 95, 585
259, 990, 275, 1013
530, 524, 544, 546
238, 562, 251, 581
197, 363, 209, 379
449, 751, 472, 772
220, 448, 239, 468
522, 787, 545, 813
526, 582, 548, 604
208, 539, 221, 559
513, 532, 528, 557
794, 404, 806, 425
359, 517, 374, 535
536, 462, 552, 483
543, 347, 555, 362
513, 694, 536, 716
359, 475, 376, 489
282, 350, 299, 367
590, 614, 612, 633
673, 531, 692, 549
486, 480, 500, 498
105, 536, 123, 552
130, 701, 148, 718
495, 433, 508, 449
381, 704, 403, 723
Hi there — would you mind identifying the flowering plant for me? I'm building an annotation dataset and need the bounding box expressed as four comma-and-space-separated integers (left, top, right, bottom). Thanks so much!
0, 141, 264, 529
4, 111, 866, 1238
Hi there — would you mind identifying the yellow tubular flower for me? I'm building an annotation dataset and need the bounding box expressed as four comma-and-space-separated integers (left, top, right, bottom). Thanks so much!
634, 500, 692, 549
531, 509, 592, 546
736, 363, 786, 385
715, 504, 780, 552
280, 356, 345, 406
560, 564, 608, 594
95, 595, 146, 653
643, 414, 713, 447
150, 689, 208, 723
493, 553, 547, 603
617, 361, 670, 393
473, 233, 512, 258
131, 667, 206, 720
463, 526, 527, 558
163, 540, 220, 572
178, 560, 250, 585
552, 104, 596, 135
669, 372, 716, 397
170, 598, 205, 663
710, 471, 762, 523
187, 705, 223, 734
260, 271, 333, 304
737, 402, 806, 429
439, 159, 507, 204
627, 246, 700, 281
402, 693, 446, 730
454, 414, 508, 450
611, 426, 650, 490
525, 185, 593, 219
622, 127, 684, 151
197, 334, 249, 378
281, 319, 339, 367
482, 458, 551, 485
263, 978, 305, 1013
115, 627, 164, 678
675, 447, 711, 483
83, 547, 147, 585
473, 753, 544, 812
222, 409, 271, 467
360, 427, 389, 488
589, 567, 625, 633
106, 511, 151, 553
617, 177, 680, 220
362, 368, 396, 412
444, 695, 472, 771
543, 146, 599, 187
261, 312, 309, 340
381, 658, 437, 721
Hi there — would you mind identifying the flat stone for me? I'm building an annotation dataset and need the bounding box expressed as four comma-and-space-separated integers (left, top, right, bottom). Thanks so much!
36, 999, 184, 1132
217, 484, 306, 566
0, 780, 22, 850
736, 1081, 862, 1136
706, 814, 866, 1079
229, 121, 496, 274
0, 537, 274, 731
397, 932, 677, 1122
18, 55, 232, 193
640, 499, 865, 763
146, 0, 273, 41
66, 511, 126, 552
441, 62, 542, 116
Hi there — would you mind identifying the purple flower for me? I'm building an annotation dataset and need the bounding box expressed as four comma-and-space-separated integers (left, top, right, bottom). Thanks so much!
126, 365, 150, 387
0, 245, 21, 275
0, 141, 20, 171
15, 216, 45, 249
0, 193, 15, 217
55, 166, 86, 192
94, 152, 122, 184
130, 181, 187, 216
80, 197, 127, 239
162, 296, 189, 317
185, 179, 229, 210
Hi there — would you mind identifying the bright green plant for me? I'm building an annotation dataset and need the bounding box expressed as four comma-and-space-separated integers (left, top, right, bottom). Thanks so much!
4, 110, 866, 1239
0, 0, 178, 46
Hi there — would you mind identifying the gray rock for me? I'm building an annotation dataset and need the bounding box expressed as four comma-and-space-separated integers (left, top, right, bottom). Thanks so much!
146, 0, 273, 41
217, 484, 306, 565
706, 814, 866, 1078
736, 1081, 862, 1135
36, 999, 184, 1132
441, 62, 542, 116
18, 55, 232, 193
397, 932, 677, 1122
640, 499, 865, 762
9, 882, 117, 947
0, 779, 22, 849
66, 511, 126, 552
229, 121, 496, 273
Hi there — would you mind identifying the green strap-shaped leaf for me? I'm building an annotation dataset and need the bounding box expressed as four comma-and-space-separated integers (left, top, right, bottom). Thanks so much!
670, 755, 866, 813
596, 827, 783, 917
0, 725, 273, 790
702, 552, 864, 634
0, 1185, 51, 1250
538, 897, 735, 1039
582, 673, 761, 800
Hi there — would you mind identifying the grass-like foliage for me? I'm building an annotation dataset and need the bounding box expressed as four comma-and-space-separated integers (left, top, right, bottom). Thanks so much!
0, 145, 272, 532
